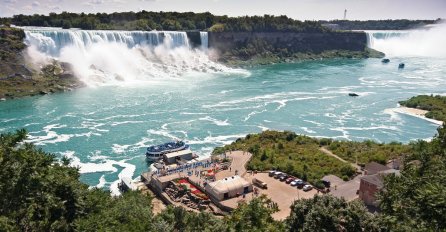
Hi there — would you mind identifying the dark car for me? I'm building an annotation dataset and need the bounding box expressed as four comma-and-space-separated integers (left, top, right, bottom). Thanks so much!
285, 177, 295, 184
269, 171, 276, 177
296, 180, 305, 189
322, 180, 331, 188
279, 174, 288, 181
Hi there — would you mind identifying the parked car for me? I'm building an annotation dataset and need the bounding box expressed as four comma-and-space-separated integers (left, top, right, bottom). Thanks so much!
290, 179, 299, 186
268, 171, 276, 177
279, 174, 289, 181
303, 185, 313, 192
273, 171, 283, 179
285, 177, 295, 184
322, 180, 331, 188
252, 178, 268, 189
296, 180, 305, 189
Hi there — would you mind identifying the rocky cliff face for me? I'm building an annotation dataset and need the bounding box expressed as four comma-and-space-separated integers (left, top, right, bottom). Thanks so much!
208, 31, 380, 65
0, 27, 83, 100
209, 31, 366, 53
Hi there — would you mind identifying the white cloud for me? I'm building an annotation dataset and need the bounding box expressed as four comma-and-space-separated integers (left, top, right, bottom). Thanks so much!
32, 1, 40, 7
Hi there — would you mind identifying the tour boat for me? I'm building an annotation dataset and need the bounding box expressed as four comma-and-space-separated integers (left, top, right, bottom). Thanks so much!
146, 141, 189, 160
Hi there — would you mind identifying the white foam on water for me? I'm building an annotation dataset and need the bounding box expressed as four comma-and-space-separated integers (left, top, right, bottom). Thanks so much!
110, 120, 144, 126
112, 144, 131, 154
199, 116, 230, 126
187, 133, 246, 146
300, 127, 316, 134
244, 109, 267, 122
96, 175, 107, 188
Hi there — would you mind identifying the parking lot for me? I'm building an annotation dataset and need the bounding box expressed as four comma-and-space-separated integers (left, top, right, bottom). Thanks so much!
244, 172, 319, 220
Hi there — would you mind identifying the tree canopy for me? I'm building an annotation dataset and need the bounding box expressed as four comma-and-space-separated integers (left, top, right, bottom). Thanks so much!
1, 11, 327, 33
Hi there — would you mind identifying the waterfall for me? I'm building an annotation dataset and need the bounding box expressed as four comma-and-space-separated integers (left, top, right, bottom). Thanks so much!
200, 32, 208, 50
24, 28, 190, 56
365, 24, 446, 57
21, 27, 239, 86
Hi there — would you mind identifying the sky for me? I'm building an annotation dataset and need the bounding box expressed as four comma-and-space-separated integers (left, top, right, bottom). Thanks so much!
1, 0, 445, 20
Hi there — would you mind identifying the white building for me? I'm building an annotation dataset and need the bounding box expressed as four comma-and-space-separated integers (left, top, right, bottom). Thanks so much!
205, 175, 252, 201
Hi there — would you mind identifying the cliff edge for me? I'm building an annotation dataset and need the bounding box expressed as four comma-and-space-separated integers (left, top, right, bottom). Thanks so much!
0, 26, 84, 100
208, 31, 384, 66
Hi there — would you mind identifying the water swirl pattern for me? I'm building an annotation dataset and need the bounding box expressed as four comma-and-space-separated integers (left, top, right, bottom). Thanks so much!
1, 25, 445, 194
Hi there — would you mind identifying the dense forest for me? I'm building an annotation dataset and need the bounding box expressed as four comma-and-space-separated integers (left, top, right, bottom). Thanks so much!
399, 95, 446, 122
2, 11, 438, 32
1, 124, 446, 231
321, 19, 440, 30
0, 11, 327, 33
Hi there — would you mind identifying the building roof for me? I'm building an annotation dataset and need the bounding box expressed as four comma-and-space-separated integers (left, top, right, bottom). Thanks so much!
207, 175, 250, 194
163, 149, 192, 159
361, 174, 385, 189
364, 161, 391, 175
361, 169, 400, 189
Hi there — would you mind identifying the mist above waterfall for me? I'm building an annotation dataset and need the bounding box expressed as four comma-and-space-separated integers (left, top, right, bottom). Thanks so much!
23, 27, 245, 86
366, 23, 446, 58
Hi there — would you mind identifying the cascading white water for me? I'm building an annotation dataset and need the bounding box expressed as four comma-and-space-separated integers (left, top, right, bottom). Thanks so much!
22, 27, 239, 86
200, 31, 208, 50
365, 24, 446, 57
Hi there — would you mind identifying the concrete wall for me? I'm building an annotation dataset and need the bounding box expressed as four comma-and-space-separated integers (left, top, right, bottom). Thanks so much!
358, 179, 379, 206
208, 31, 367, 54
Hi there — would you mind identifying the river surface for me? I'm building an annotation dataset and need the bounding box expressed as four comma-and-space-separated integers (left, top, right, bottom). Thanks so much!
1, 27, 445, 193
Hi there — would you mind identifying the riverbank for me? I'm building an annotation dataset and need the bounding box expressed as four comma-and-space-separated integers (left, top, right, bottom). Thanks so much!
387, 106, 443, 125
398, 95, 446, 123
219, 48, 384, 67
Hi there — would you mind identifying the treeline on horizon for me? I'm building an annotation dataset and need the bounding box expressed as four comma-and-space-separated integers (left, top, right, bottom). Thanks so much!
0, 11, 327, 33
321, 19, 441, 30
0, 11, 439, 32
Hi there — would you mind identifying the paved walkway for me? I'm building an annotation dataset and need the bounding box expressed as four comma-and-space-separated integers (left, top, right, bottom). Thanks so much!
215, 151, 252, 180
319, 147, 361, 171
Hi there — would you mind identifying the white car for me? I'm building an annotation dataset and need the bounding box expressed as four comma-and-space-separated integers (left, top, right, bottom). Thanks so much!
303, 184, 313, 192
290, 179, 301, 186
273, 171, 283, 178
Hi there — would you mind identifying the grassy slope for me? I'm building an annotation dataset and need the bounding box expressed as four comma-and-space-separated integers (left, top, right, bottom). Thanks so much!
399, 95, 446, 122
327, 140, 412, 166
213, 131, 356, 184
213, 131, 413, 184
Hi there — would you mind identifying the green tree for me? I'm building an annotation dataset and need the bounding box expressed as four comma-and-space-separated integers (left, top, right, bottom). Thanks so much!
286, 195, 380, 232
378, 125, 446, 231
226, 195, 284, 231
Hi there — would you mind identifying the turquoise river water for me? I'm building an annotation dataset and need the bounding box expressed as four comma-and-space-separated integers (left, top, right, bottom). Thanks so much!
1, 27, 445, 193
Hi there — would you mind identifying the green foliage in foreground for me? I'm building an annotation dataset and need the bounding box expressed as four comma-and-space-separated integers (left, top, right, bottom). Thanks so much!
286, 195, 381, 232
399, 95, 446, 122
0, 129, 282, 231
377, 125, 446, 231
328, 140, 412, 165
213, 131, 356, 184
2, 125, 446, 231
